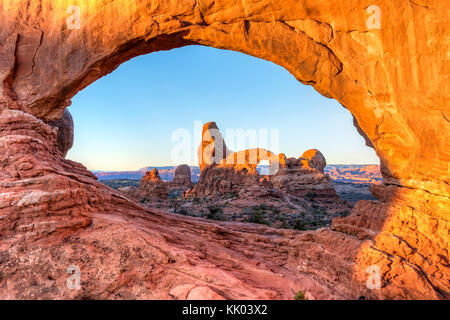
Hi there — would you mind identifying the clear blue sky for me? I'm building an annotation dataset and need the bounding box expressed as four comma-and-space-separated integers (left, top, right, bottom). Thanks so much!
67, 45, 379, 171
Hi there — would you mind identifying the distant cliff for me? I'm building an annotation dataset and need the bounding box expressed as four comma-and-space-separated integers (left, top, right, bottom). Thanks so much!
94, 164, 381, 184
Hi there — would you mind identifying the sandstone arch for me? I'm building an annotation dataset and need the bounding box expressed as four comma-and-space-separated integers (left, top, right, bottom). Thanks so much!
0, 1, 448, 299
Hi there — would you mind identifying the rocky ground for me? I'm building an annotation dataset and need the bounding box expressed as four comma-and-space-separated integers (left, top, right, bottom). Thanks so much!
101, 179, 371, 230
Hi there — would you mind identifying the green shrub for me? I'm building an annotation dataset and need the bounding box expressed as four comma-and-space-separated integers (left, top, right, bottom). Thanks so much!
294, 290, 308, 300
139, 198, 148, 204
293, 219, 308, 231
206, 205, 225, 221
245, 205, 271, 226
306, 191, 317, 199
337, 210, 350, 217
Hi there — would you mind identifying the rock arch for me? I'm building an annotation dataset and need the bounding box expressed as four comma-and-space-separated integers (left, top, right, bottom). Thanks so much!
0, 1, 448, 299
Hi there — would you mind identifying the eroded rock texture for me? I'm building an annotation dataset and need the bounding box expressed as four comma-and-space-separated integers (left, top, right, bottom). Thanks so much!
0, 1, 448, 299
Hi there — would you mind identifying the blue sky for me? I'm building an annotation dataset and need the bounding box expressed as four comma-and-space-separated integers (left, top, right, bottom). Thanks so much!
67, 45, 379, 171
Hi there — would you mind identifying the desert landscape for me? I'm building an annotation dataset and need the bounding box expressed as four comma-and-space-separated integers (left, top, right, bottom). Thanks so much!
103, 122, 376, 231
0, 0, 448, 302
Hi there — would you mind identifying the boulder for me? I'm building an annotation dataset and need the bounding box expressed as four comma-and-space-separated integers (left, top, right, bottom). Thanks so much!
300, 149, 326, 172
49, 109, 74, 157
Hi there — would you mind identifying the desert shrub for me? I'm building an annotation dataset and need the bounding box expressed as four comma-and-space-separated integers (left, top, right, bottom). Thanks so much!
245, 205, 271, 226
168, 190, 183, 199
206, 205, 225, 221
279, 217, 289, 229
170, 199, 181, 212
225, 192, 238, 199
139, 198, 148, 204
294, 289, 308, 300
337, 210, 350, 217
306, 191, 317, 199
170, 200, 187, 215
101, 179, 140, 190
293, 219, 308, 231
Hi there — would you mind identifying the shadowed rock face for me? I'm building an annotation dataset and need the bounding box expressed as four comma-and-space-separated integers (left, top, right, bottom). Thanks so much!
0, 1, 448, 299
49, 109, 74, 157
171, 165, 192, 188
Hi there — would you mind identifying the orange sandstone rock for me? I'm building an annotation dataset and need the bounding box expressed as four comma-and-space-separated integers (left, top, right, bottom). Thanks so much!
0, 0, 448, 300
139, 169, 169, 200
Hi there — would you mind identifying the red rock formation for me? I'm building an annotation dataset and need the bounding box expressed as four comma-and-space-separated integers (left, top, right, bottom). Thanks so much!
49, 109, 74, 157
198, 122, 232, 172
139, 169, 169, 200
0, 0, 448, 299
119, 168, 169, 201
188, 123, 339, 201
272, 156, 339, 199
300, 149, 326, 172
169, 164, 193, 189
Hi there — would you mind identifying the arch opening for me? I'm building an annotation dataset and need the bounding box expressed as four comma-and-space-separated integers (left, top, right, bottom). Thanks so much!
66, 45, 381, 231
